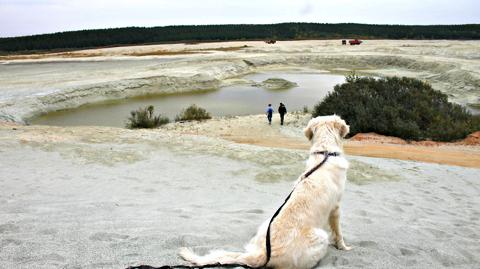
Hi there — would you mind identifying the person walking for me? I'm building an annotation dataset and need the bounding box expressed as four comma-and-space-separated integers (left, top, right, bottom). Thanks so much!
266, 104, 273, 125
278, 103, 287, 125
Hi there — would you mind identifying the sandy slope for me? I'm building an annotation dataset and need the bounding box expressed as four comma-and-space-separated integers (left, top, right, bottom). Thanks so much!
1, 121, 479, 269
163, 113, 480, 168
1, 40, 480, 122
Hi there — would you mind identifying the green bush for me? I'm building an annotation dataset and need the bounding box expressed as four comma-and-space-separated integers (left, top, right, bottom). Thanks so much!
312, 76, 480, 142
302, 105, 310, 113
126, 105, 169, 129
175, 104, 212, 122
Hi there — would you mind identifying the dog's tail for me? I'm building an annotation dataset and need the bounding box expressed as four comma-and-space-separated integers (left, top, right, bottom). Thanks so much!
179, 247, 265, 268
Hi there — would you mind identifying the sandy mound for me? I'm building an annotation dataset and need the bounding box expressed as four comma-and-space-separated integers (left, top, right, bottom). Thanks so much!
350, 131, 480, 147
349, 132, 408, 144
459, 131, 480, 146
253, 78, 298, 90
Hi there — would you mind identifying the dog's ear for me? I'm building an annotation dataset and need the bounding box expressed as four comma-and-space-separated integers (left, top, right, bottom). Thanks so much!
304, 126, 314, 141
304, 118, 317, 141
334, 117, 350, 138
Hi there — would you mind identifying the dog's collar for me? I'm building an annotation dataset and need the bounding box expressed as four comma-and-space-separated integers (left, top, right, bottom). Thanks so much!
311, 151, 341, 157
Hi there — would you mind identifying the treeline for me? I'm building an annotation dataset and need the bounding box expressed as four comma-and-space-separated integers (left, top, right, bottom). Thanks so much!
1, 23, 480, 53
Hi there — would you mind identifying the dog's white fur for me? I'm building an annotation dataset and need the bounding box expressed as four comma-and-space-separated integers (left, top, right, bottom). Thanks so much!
179, 115, 351, 269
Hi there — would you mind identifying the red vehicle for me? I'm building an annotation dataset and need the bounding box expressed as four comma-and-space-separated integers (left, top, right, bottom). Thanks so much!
349, 39, 362, 45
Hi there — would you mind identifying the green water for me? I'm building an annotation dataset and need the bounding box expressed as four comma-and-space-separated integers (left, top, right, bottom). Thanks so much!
32, 71, 345, 127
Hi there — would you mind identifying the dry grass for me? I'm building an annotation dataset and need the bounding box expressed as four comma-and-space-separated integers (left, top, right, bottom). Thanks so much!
0, 45, 249, 60
125, 50, 200, 57
197, 45, 249, 52
121, 46, 248, 56
0, 51, 102, 60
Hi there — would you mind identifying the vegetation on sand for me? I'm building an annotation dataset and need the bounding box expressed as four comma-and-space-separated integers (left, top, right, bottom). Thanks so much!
175, 104, 212, 122
126, 105, 169, 129
312, 76, 480, 141
1, 23, 479, 52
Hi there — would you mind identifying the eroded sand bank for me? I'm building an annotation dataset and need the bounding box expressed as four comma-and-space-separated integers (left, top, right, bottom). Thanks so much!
1, 40, 480, 123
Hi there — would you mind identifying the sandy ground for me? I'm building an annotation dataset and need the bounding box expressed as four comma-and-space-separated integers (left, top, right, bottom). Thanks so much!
1, 121, 479, 269
1, 40, 480, 122
164, 113, 480, 168
1, 40, 479, 268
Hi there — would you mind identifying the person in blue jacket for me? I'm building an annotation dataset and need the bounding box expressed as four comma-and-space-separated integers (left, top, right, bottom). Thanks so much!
266, 104, 273, 125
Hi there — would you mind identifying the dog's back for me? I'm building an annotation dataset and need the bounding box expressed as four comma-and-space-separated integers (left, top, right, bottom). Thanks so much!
179, 115, 351, 269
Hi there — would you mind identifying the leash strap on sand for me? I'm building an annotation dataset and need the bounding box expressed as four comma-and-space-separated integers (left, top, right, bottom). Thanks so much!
264, 151, 338, 266
127, 264, 256, 269
128, 151, 339, 269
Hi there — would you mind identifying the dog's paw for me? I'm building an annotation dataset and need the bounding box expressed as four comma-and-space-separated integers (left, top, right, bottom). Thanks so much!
178, 247, 196, 261
337, 244, 353, 251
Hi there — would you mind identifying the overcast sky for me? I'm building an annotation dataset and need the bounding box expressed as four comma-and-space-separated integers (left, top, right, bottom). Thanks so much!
1, 0, 479, 37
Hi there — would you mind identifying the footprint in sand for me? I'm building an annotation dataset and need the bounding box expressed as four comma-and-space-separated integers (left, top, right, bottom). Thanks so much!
357, 240, 378, 247
42, 253, 66, 262
359, 217, 373, 224
400, 247, 415, 256
355, 209, 368, 217
245, 209, 264, 214
400, 202, 414, 207
0, 238, 22, 248
0, 223, 19, 233
143, 188, 157, 193
39, 228, 58, 235
330, 255, 351, 266
424, 227, 450, 238
89, 232, 129, 242
440, 186, 452, 192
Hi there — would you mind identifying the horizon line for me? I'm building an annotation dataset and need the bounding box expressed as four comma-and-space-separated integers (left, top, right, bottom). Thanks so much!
2, 22, 479, 39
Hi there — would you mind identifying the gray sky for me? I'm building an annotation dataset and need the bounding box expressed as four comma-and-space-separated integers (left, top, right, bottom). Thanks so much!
1, 0, 479, 37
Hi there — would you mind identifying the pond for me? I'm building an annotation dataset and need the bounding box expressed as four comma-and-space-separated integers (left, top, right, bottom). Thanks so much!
31, 71, 345, 127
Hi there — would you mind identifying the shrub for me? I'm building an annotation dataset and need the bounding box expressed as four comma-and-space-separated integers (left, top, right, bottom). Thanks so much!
175, 104, 212, 122
126, 105, 169, 129
302, 106, 310, 113
312, 76, 480, 142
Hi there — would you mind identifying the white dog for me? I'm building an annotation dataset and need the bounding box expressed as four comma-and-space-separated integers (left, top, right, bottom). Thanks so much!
180, 115, 351, 269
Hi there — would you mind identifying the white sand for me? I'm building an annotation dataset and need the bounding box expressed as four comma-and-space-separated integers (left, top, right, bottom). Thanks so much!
0, 124, 479, 268
1, 40, 480, 123
1, 40, 479, 268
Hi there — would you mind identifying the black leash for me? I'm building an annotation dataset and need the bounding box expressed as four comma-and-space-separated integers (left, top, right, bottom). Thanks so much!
127, 261, 257, 268
128, 151, 339, 269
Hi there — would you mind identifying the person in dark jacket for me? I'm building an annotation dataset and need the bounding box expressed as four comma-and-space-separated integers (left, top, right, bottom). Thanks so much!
266, 104, 273, 125
278, 103, 287, 125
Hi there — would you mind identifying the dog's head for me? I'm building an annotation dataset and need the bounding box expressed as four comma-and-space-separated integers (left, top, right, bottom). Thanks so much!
304, 115, 350, 141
